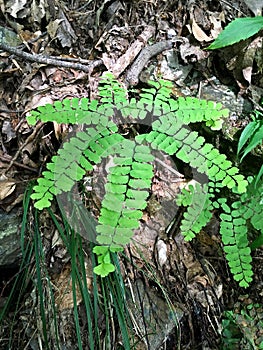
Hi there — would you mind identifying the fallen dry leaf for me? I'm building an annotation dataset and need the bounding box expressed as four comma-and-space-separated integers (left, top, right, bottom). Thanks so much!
209, 11, 224, 39
191, 18, 211, 42
5, 0, 27, 18
46, 19, 64, 39
0, 177, 16, 200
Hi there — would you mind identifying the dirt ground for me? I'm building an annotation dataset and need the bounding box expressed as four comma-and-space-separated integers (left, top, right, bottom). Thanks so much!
0, 0, 263, 349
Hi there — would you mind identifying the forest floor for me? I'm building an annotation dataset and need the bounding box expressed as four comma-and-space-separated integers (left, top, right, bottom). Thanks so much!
0, 0, 263, 349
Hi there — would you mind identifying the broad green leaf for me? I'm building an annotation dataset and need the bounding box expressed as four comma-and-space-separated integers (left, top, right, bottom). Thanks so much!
108, 174, 129, 184
134, 152, 154, 162
122, 209, 143, 219
125, 198, 147, 210
207, 16, 263, 50
96, 235, 113, 245
99, 208, 120, 226
130, 169, 153, 179
105, 183, 127, 194
227, 167, 239, 176
126, 189, 148, 200
26, 113, 37, 125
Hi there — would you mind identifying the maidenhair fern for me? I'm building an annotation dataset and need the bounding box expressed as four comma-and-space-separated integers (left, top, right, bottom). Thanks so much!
27, 72, 260, 287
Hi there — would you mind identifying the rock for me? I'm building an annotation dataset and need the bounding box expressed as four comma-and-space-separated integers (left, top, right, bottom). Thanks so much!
199, 79, 252, 141
0, 208, 22, 266
126, 279, 184, 349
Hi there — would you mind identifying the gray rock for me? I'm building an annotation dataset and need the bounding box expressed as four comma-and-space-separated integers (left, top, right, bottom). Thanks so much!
0, 208, 22, 266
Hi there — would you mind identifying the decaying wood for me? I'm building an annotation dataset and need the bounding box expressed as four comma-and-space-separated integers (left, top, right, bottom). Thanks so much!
125, 40, 175, 86
0, 42, 103, 73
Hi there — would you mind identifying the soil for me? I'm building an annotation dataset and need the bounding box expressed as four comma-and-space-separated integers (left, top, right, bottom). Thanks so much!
0, 1, 262, 349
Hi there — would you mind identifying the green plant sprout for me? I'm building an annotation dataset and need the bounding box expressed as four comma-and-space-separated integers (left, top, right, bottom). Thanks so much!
26, 72, 262, 287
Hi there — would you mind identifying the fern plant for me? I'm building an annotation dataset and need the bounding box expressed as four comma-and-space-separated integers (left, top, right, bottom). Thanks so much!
222, 301, 263, 349
27, 72, 257, 286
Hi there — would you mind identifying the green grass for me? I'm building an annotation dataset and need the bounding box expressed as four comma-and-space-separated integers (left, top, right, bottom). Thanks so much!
0, 182, 182, 349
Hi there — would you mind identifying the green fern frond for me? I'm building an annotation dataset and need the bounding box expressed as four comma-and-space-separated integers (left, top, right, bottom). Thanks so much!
27, 72, 258, 284
176, 182, 214, 240
32, 125, 125, 210
93, 140, 154, 275
139, 124, 247, 193
217, 176, 263, 286
220, 201, 253, 288
150, 96, 228, 130
97, 139, 153, 248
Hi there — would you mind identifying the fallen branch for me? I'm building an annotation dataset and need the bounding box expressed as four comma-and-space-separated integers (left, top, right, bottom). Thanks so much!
0, 41, 103, 73
125, 40, 175, 86
0, 153, 38, 173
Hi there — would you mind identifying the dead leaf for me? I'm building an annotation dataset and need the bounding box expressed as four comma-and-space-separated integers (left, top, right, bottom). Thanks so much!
46, 19, 64, 39
0, 176, 16, 200
5, 0, 27, 18
179, 39, 209, 63
56, 8, 77, 48
243, 66, 253, 84
2, 120, 16, 142
53, 121, 69, 141
156, 239, 167, 267
209, 12, 224, 39
26, 95, 54, 111
0, 26, 22, 46
31, 0, 45, 24
242, 36, 263, 85
191, 18, 211, 42
243, 0, 263, 15
6, 193, 24, 212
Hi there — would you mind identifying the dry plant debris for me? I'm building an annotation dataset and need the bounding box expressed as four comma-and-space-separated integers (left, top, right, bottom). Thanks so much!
0, 0, 262, 349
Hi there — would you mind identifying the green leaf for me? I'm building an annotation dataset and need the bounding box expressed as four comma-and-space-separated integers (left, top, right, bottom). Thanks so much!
93, 245, 109, 255
240, 124, 263, 161
129, 178, 152, 189
118, 217, 139, 229
93, 262, 115, 277
130, 169, 153, 179
26, 113, 37, 125
237, 121, 259, 155
105, 183, 127, 194
34, 196, 52, 210
125, 198, 147, 210
207, 16, 263, 50
254, 164, 263, 187
251, 232, 263, 250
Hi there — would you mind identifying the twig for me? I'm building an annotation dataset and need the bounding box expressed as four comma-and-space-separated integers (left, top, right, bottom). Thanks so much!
155, 158, 184, 178
0, 109, 24, 113
125, 40, 175, 86
0, 154, 38, 173
110, 26, 155, 77
0, 41, 104, 73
